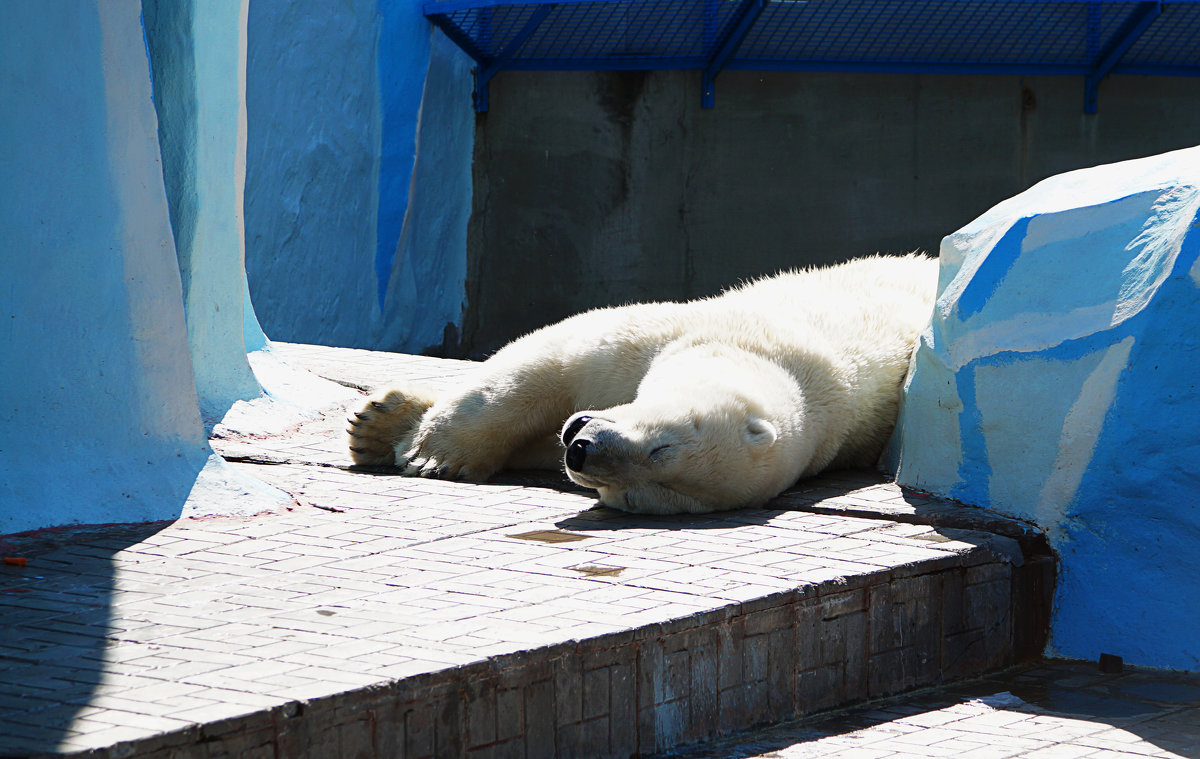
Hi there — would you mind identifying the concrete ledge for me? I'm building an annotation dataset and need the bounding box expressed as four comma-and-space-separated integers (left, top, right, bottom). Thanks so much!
0, 345, 1053, 758
15, 540, 1049, 759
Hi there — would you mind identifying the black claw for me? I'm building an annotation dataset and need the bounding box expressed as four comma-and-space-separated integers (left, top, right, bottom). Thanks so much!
370, 401, 388, 411
349, 446, 370, 454
347, 417, 363, 427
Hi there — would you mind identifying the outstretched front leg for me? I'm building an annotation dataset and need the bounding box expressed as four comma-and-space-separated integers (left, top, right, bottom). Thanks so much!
400, 362, 574, 480
347, 387, 437, 467
348, 308, 653, 480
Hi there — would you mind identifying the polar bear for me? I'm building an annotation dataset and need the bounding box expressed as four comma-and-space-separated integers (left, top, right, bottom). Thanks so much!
348, 254, 937, 514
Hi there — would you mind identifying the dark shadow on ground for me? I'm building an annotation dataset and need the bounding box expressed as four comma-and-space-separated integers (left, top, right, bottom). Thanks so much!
347, 464, 1048, 579
0, 521, 169, 757
348, 464, 593, 494
552, 469, 1047, 555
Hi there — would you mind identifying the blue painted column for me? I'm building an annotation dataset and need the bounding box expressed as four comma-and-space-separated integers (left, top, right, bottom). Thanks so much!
143, 0, 265, 423
377, 0, 433, 311
0, 1, 288, 535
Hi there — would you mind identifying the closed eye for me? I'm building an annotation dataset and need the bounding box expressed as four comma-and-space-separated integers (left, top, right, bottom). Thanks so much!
649, 444, 671, 461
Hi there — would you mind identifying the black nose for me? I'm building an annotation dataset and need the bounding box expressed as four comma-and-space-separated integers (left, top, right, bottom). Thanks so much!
561, 415, 591, 445
565, 438, 590, 472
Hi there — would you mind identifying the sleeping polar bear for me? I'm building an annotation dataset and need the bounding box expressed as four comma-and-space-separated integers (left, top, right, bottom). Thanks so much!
348, 254, 937, 514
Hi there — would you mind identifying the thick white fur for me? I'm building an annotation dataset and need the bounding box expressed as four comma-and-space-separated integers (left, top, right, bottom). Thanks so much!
348, 254, 937, 514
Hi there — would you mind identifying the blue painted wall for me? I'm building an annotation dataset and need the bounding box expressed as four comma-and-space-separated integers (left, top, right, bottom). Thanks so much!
244, 0, 473, 354
889, 147, 1200, 671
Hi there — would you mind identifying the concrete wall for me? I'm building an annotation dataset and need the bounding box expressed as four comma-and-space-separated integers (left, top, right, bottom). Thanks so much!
244, 0, 474, 355
0, 1, 287, 535
464, 69, 1200, 357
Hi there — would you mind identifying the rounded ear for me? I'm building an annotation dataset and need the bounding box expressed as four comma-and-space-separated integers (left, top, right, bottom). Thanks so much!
745, 417, 777, 447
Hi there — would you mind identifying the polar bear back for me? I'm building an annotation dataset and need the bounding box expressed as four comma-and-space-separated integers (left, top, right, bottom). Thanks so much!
721, 253, 935, 346
719, 253, 938, 470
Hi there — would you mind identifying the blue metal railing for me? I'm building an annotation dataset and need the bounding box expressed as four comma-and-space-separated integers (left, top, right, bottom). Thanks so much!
423, 0, 1200, 112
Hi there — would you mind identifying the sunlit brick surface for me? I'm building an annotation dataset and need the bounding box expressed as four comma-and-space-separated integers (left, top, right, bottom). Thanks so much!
0, 344, 1052, 758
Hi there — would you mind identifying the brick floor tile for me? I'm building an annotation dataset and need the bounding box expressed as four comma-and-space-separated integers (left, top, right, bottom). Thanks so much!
0, 721, 82, 754
1020, 745, 1111, 758
164, 699, 270, 728
71, 707, 197, 735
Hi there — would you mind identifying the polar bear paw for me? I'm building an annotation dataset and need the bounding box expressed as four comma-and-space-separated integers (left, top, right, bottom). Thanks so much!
347, 387, 436, 467
399, 421, 501, 481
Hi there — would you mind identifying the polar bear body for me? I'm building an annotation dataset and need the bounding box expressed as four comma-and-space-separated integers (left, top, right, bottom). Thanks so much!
349, 254, 937, 514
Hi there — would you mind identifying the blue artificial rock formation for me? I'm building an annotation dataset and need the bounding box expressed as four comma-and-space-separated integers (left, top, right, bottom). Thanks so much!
243, 0, 473, 354
1, 0, 438, 535
0, 1, 290, 535
143, 0, 265, 422
889, 146, 1200, 671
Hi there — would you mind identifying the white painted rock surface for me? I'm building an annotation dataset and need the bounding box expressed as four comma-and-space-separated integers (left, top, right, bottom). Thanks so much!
888, 145, 1200, 671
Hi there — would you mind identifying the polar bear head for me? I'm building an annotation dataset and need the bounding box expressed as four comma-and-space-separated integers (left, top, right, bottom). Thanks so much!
559, 344, 811, 514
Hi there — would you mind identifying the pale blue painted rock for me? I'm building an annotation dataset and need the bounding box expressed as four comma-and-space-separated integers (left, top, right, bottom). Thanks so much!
143, 0, 265, 422
0, 1, 290, 534
889, 146, 1200, 671
244, 0, 474, 354
145, 0, 357, 429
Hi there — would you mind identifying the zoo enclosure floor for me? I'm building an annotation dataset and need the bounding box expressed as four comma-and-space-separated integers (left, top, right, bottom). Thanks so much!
2, 343, 1064, 758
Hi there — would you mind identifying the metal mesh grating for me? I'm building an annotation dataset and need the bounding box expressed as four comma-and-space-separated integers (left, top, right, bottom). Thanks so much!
514, 2, 731, 66
736, 1, 1130, 70
430, 1, 746, 69
424, 0, 1200, 110
1124, 2, 1200, 68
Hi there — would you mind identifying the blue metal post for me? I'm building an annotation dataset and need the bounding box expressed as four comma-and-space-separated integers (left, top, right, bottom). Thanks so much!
701, 0, 768, 108
1084, 1, 1162, 114
475, 3, 556, 112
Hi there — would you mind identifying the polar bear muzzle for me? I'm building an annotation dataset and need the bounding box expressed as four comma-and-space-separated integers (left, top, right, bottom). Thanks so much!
559, 413, 608, 477
559, 412, 647, 480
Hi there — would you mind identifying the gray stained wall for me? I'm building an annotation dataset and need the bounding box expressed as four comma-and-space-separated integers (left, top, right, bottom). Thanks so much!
460, 69, 1200, 357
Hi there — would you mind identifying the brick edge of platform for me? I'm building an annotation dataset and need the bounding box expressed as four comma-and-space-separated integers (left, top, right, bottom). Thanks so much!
56, 546, 1054, 759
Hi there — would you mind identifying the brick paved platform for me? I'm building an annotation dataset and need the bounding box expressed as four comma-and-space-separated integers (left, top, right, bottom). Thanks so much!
1, 344, 1054, 758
